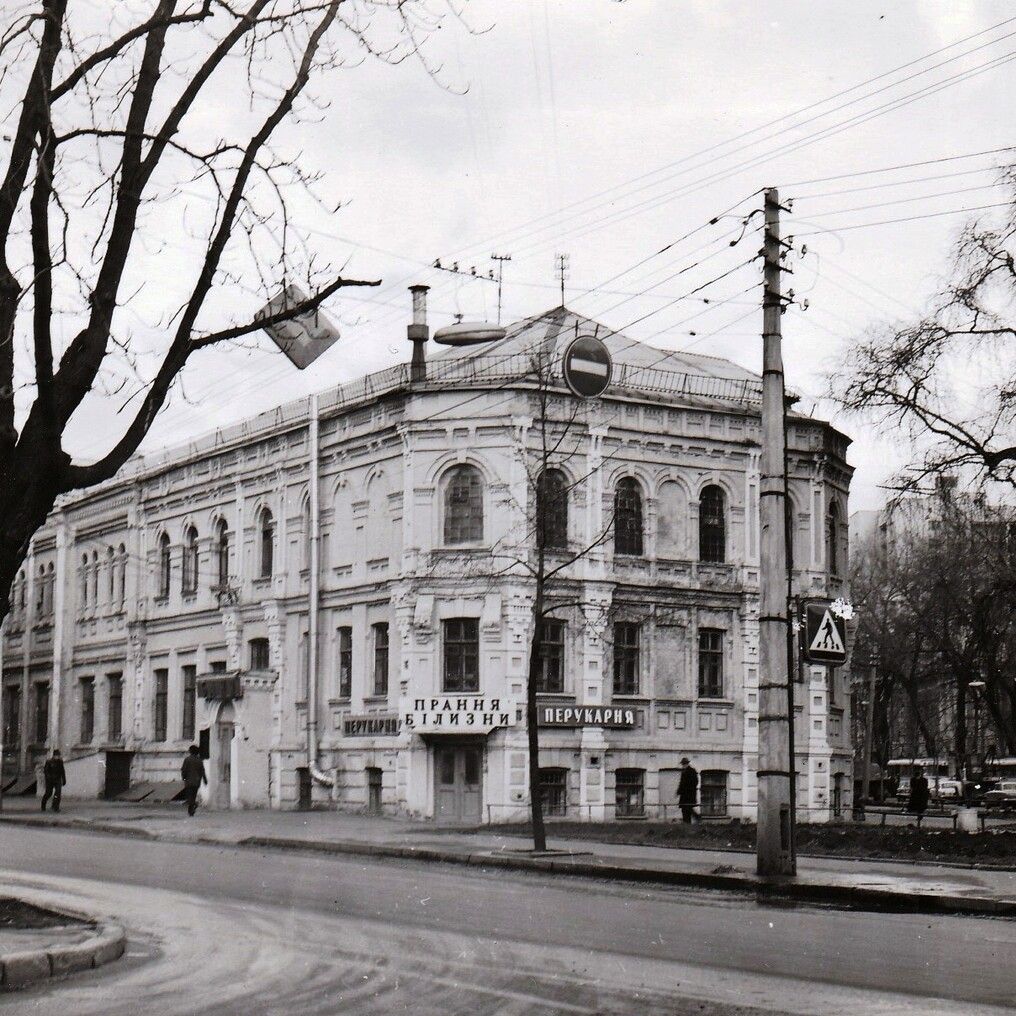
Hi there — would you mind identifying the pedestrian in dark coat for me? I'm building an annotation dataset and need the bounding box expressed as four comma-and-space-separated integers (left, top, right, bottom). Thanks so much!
677, 757, 699, 823
908, 771, 930, 819
181, 744, 207, 817
41, 750, 66, 812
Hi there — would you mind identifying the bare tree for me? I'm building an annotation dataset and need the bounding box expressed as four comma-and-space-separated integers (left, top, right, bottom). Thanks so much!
488, 319, 619, 851
850, 494, 1016, 778
837, 166, 1016, 494
0, 0, 471, 620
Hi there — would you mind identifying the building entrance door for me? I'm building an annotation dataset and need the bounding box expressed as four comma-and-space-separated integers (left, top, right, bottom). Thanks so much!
216, 721, 233, 808
434, 743, 482, 823
104, 751, 133, 799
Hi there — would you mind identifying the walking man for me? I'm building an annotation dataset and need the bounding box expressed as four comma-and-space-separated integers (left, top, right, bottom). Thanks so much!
181, 744, 207, 817
908, 769, 930, 825
41, 749, 66, 812
677, 757, 699, 823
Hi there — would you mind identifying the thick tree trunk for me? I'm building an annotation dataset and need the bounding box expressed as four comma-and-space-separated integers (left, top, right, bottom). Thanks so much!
0, 440, 67, 623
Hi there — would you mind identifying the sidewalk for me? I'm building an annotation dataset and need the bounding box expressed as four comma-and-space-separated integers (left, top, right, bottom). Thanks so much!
3, 798, 1016, 918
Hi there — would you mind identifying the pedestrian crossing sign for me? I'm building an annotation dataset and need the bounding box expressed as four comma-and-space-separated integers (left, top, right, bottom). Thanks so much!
801, 600, 848, 665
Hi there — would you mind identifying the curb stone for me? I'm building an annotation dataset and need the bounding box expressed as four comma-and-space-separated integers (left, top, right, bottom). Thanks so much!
1, 919, 126, 992
235, 834, 1016, 919
4, 813, 1015, 920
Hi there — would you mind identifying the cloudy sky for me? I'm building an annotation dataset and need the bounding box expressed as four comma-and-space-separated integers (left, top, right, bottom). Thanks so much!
46, 0, 1016, 511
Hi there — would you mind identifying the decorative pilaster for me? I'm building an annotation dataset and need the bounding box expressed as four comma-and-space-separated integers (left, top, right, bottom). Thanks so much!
126, 621, 147, 746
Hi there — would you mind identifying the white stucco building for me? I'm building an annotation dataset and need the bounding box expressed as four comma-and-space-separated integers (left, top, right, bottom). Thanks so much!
2, 298, 854, 822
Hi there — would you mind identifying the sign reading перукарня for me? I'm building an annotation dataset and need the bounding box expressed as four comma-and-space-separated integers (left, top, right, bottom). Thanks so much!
406, 696, 519, 732
538, 705, 639, 728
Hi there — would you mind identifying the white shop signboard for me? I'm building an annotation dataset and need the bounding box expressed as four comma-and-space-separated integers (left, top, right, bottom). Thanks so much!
405, 696, 519, 733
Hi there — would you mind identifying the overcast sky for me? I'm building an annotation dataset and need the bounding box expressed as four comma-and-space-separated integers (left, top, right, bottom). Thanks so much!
52, 0, 1016, 511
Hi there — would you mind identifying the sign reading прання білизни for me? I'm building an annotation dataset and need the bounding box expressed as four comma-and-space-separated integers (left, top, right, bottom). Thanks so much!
406, 696, 518, 733
538, 705, 639, 728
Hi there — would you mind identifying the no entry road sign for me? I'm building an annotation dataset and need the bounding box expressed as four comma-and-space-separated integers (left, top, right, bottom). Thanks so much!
562, 335, 612, 398
801, 600, 848, 666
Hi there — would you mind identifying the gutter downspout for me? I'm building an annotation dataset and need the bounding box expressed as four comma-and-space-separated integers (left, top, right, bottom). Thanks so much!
307, 392, 332, 789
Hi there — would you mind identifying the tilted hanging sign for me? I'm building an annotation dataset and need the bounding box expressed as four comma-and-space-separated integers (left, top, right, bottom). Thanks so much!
257, 283, 341, 369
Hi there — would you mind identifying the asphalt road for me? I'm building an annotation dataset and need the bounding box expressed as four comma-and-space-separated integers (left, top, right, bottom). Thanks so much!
1, 824, 1014, 1015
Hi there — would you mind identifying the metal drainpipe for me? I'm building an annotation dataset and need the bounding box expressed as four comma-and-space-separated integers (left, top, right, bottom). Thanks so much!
307, 392, 332, 789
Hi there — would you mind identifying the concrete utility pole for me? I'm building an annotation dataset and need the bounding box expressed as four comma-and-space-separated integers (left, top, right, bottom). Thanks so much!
757, 187, 795, 877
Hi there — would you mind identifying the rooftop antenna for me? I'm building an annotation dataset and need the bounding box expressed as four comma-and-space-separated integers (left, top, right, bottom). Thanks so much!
555, 253, 569, 308
491, 253, 512, 325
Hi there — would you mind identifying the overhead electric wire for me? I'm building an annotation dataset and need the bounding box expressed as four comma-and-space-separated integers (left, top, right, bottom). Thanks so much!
336, 19, 1016, 330
572, 191, 762, 298
782, 144, 1016, 188
788, 163, 1004, 200
578, 225, 762, 320
508, 45, 1016, 260
793, 201, 1012, 236
796, 181, 1006, 217
442, 16, 1016, 263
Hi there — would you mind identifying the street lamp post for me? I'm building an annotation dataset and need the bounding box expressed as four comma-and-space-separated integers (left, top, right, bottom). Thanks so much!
968, 680, 986, 783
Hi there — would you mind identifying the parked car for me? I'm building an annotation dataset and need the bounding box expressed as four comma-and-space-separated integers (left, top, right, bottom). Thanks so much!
982, 780, 1016, 808
931, 778, 963, 801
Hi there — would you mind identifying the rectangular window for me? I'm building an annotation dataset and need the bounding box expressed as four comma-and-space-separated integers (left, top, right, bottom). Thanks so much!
209, 660, 227, 673
698, 629, 724, 698
372, 623, 389, 697
539, 768, 568, 817
153, 669, 168, 742
443, 618, 479, 692
615, 768, 645, 818
535, 620, 566, 694
249, 638, 270, 671
80, 677, 95, 744
34, 683, 49, 744
182, 664, 196, 741
701, 770, 729, 817
3, 686, 21, 749
337, 627, 352, 699
107, 673, 123, 740
612, 622, 641, 696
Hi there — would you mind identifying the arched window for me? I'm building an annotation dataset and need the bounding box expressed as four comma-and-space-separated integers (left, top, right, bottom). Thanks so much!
14, 570, 25, 614
826, 501, 840, 576
106, 546, 116, 602
116, 544, 127, 606
44, 563, 54, 615
259, 508, 274, 578
614, 477, 644, 556
80, 554, 89, 611
182, 525, 198, 594
215, 518, 230, 588
443, 465, 484, 545
35, 565, 46, 612
537, 468, 568, 550
157, 532, 171, 598
302, 498, 312, 570
89, 550, 99, 606
699, 485, 726, 563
